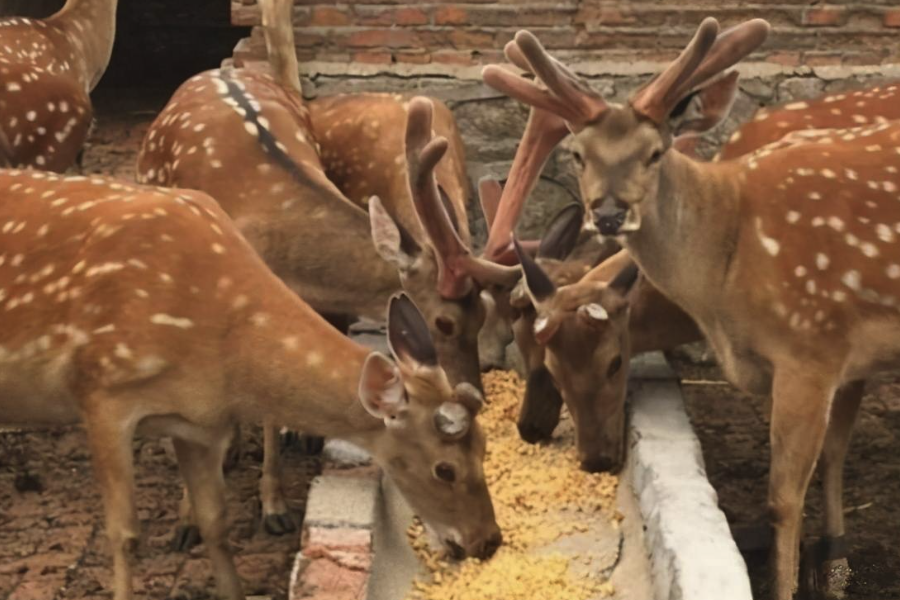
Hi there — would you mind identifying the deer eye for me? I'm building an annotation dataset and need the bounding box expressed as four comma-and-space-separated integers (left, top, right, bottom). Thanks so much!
434, 462, 456, 483
647, 149, 664, 165
607, 355, 623, 377
435, 316, 455, 336
572, 150, 584, 168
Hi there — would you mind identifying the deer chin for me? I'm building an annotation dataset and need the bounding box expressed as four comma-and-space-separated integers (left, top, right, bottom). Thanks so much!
422, 521, 466, 559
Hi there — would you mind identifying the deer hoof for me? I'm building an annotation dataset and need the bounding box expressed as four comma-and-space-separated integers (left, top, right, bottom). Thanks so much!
800, 537, 851, 599
171, 525, 202, 552
263, 512, 297, 536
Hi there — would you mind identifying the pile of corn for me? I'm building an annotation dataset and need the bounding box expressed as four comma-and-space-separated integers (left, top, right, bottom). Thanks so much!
406, 370, 619, 600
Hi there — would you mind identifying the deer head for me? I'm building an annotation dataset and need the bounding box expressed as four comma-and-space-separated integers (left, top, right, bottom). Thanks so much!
370, 98, 521, 390
511, 206, 639, 472
482, 19, 767, 236
359, 293, 500, 559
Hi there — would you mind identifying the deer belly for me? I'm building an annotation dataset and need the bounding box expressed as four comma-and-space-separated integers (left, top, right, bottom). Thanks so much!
0, 345, 81, 426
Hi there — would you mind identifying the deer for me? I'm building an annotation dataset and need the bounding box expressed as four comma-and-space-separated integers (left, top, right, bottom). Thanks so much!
136, 0, 520, 545
483, 17, 900, 599
0, 167, 501, 600
0, 0, 117, 171
505, 71, 900, 594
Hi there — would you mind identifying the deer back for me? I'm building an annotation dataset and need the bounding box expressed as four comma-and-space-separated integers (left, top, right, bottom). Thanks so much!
721, 83, 900, 160
308, 92, 471, 244
136, 68, 401, 320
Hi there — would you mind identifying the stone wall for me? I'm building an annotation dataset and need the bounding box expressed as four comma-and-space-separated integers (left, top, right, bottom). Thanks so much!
229, 1, 900, 248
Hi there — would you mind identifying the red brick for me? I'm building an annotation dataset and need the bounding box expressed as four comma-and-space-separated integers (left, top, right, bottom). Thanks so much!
305, 527, 372, 554
435, 6, 467, 25
432, 50, 477, 66
310, 6, 352, 27
342, 29, 420, 48
352, 51, 393, 65
885, 9, 900, 28
395, 51, 432, 64
448, 29, 495, 49
801, 6, 847, 27
357, 7, 429, 26
767, 51, 802, 67
803, 51, 843, 67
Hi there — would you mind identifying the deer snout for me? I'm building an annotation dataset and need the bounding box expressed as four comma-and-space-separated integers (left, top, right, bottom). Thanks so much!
591, 196, 629, 236
467, 526, 503, 560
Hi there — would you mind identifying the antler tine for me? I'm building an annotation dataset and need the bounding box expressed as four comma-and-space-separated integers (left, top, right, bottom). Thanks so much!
482, 64, 579, 121
478, 177, 502, 230
405, 97, 472, 299
681, 19, 770, 95
504, 40, 532, 73
631, 17, 720, 123
514, 31, 607, 128
513, 235, 556, 302
483, 107, 570, 263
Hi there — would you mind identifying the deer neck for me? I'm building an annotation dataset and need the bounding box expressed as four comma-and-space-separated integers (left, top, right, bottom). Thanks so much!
47, 0, 118, 91
627, 279, 702, 355
227, 298, 384, 446
623, 151, 742, 319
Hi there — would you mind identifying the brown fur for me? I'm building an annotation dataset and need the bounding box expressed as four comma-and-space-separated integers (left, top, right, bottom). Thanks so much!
0, 0, 116, 171
0, 169, 499, 600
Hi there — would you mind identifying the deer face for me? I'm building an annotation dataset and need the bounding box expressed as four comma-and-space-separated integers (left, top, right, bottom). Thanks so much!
571, 108, 670, 237
540, 290, 632, 472
359, 294, 500, 559
511, 207, 639, 471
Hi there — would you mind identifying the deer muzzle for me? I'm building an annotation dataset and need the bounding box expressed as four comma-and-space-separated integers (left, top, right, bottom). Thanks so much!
592, 197, 630, 236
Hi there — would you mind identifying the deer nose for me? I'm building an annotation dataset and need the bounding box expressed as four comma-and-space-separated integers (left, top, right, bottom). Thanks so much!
591, 196, 628, 236
474, 529, 503, 559
517, 420, 553, 444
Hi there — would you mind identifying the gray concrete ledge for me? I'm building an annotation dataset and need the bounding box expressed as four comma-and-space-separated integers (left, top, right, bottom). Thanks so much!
628, 352, 752, 600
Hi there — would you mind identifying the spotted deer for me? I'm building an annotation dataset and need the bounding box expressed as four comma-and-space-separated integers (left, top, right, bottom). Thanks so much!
508, 72, 899, 593
484, 17, 900, 599
137, 0, 519, 540
0, 0, 117, 171
0, 168, 500, 600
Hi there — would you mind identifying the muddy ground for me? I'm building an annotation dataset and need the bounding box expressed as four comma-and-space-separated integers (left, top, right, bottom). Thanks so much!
0, 86, 319, 600
671, 353, 900, 600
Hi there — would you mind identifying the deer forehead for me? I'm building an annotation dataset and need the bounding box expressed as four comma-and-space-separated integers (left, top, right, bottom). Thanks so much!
576, 109, 663, 164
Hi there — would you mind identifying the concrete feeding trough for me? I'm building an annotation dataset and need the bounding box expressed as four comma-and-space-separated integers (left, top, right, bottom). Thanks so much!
288, 352, 750, 600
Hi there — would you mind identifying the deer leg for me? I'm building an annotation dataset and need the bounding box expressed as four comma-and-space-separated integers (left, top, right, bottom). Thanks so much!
173, 435, 244, 600
85, 415, 139, 600
171, 486, 202, 552
260, 417, 295, 535
801, 379, 864, 599
768, 370, 835, 600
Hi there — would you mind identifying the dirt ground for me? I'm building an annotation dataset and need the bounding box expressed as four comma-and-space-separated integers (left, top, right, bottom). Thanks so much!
670, 352, 900, 600
0, 86, 319, 600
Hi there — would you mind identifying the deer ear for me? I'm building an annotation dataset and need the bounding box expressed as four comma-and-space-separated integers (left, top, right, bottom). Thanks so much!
369, 196, 420, 270
387, 293, 439, 369
537, 203, 585, 260
359, 352, 407, 420
670, 71, 740, 142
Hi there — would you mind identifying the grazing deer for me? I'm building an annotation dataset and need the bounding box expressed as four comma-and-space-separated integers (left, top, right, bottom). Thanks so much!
0, 168, 500, 600
137, 0, 519, 542
484, 17, 900, 599
0, 0, 117, 171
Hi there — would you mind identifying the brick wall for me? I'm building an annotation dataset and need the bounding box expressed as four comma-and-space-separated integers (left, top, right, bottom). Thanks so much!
232, 1, 900, 70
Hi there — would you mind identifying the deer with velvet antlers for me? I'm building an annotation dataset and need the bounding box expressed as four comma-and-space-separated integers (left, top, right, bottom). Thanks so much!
485, 16, 900, 600
0, 168, 500, 600
137, 0, 519, 541
0, 0, 117, 170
